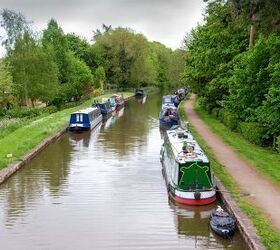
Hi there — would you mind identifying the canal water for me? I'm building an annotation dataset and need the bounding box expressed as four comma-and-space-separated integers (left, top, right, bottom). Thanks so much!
0, 93, 248, 250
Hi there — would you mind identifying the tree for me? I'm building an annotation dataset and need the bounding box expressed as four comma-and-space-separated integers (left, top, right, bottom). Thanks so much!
9, 33, 59, 105
0, 9, 32, 53
42, 19, 69, 83
94, 66, 106, 90
0, 59, 14, 109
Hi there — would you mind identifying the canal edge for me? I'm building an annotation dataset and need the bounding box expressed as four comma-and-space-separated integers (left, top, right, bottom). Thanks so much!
216, 178, 266, 250
0, 126, 67, 185
0, 95, 134, 185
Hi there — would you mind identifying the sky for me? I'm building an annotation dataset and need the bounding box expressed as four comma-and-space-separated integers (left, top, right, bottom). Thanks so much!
0, 0, 206, 56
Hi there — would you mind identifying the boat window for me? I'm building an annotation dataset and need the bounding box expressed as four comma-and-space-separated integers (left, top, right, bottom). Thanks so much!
76, 114, 79, 122
80, 114, 83, 122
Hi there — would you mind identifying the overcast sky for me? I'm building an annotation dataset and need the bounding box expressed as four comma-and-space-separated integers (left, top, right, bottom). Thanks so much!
0, 0, 206, 55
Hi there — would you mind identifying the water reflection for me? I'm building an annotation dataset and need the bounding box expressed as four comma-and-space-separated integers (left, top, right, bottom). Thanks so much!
0, 135, 72, 228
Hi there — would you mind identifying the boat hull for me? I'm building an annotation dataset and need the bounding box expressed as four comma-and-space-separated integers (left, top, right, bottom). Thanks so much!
169, 187, 216, 206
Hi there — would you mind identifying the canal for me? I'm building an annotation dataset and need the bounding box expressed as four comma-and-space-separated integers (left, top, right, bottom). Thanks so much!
0, 93, 248, 250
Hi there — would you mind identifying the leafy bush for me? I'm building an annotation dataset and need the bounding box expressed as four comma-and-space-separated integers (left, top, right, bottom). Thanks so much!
42, 105, 59, 114
91, 88, 103, 97
6, 107, 42, 119
212, 108, 220, 118
217, 109, 239, 131
239, 122, 268, 146
276, 136, 280, 153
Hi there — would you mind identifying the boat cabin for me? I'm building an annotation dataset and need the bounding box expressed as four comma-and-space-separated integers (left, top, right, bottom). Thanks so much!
163, 128, 214, 191
69, 107, 102, 132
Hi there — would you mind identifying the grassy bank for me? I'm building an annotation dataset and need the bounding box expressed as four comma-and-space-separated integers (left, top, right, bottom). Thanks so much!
194, 101, 280, 188
179, 102, 280, 250
0, 92, 134, 169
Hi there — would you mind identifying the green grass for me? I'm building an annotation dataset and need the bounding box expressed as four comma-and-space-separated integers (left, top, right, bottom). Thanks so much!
0, 92, 134, 169
179, 102, 280, 250
194, 101, 280, 188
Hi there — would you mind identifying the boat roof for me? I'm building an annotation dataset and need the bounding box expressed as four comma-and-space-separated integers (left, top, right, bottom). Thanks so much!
71, 106, 100, 115
165, 127, 209, 164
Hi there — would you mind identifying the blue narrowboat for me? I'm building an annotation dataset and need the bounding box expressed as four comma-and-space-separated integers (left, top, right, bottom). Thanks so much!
159, 106, 180, 128
69, 107, 102, 132
162, 94, 180, 108
95, 101, 113, 116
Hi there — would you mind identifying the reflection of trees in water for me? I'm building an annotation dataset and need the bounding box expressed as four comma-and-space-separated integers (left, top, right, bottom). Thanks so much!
97, 94, 161, 157
0, 135, 72, 227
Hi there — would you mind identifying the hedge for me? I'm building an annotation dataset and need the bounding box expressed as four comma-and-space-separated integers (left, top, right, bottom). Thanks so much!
239, 122, 268, 146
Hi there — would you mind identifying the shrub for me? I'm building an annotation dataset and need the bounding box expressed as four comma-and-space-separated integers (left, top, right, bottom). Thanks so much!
42, 105, 59, 114
217, 109, 239, 131
91, 88, 103, 97
6, 108, 41, 119
276, 136, 280, 153
239, 122, 268, 146
212, 108, 220, 118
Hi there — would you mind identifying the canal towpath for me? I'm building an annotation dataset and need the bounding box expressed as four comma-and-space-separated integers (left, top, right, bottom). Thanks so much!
184, 95, 280, 232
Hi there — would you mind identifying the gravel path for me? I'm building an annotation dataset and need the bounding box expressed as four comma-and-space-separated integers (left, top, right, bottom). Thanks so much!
185, 96, 280, 232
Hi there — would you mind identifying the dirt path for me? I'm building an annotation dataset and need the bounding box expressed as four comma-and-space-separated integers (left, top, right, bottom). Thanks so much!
185, 96, 280, 232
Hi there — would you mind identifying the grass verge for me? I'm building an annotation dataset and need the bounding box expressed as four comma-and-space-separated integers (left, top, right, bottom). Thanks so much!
0, 92, 134, 169
179, 102, 280, 250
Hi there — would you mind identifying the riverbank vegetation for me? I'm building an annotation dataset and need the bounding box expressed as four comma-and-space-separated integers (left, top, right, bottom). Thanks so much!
183, 0, 280, 152
179, 103, 280, 250
0, 9, 185, 118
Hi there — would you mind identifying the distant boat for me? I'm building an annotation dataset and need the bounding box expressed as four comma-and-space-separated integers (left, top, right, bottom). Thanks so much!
135, 88, 145, 97
95, 100, 113, 116
162, 94, 180, 108
69, 107, 102, 132
209, 206, 236, 238
159, 106, 180, 128
160, 126, 216, 205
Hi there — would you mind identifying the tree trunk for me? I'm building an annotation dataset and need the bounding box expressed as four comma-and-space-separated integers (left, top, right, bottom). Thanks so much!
249, 14, 256, 48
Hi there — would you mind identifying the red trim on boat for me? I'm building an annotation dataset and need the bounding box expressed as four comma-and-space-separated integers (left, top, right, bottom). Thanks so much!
173, 195, 216, 206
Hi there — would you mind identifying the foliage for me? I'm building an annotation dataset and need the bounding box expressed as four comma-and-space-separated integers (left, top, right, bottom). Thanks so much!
239, 122, 268, 146
185, 1, 280, 147
9, 33, 59, 104
0, 60, 14, 109
0, 9, 32, 52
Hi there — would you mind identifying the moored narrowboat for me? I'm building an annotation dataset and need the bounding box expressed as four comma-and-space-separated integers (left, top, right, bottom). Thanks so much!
160, 126, 216, 205
135, 88, 145, 97
69, 107, 102, 132
95, 100, 113, 116
162, 94, 180, 108
108, 96, 117, 111
159, 106, 180, 128
112, 94, 125, 109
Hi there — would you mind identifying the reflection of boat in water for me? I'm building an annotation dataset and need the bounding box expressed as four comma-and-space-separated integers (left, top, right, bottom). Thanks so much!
69, 129, 91, 147
135, 95, 147, 104
160, 126, 216, 205
114, 106, 125, 118
100, 115, 116, 131
169, 198, 215, 238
